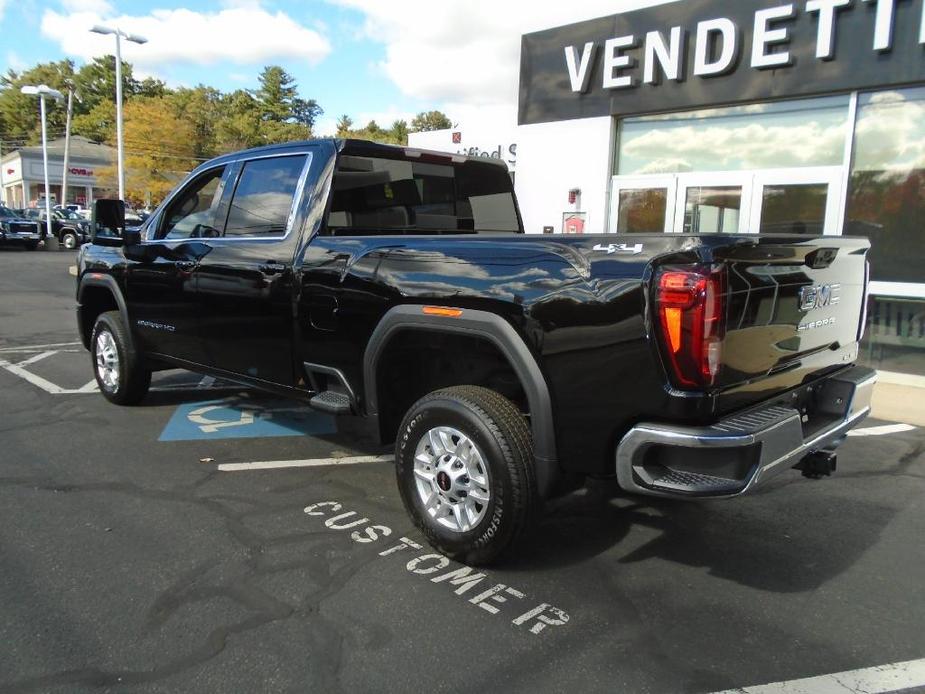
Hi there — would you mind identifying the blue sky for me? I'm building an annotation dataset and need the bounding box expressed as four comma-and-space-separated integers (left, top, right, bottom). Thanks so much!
0, 0, 669, 134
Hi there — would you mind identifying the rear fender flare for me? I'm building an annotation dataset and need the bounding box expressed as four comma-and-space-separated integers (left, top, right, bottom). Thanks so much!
364, 305, 558, 496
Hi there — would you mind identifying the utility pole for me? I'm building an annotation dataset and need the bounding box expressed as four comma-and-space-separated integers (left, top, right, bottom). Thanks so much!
61, 87, 75, 207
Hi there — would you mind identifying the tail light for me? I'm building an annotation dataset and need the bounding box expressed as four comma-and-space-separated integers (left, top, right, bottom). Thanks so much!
654, 265, 726, 389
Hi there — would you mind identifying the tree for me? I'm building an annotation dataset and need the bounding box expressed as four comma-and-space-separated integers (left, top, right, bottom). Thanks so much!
0, 60, 75, 143
410, 110, 452, 132
171, 85, 222, 158
292, 97, 322, 129
335, 114, 353, 137
74, 56, 140, 114
105, 97, 197, 206
214, 89, 262, 151
389, 119, 409, 145
254, 65, 298, 122
71, 100, 116, 144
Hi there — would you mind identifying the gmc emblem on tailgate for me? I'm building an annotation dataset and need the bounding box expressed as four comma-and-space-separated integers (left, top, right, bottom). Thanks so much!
799, 283, 841, 311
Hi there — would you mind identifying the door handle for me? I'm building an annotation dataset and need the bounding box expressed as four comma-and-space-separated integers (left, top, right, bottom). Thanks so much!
259, 261, 288, 275
176, 260, 198, 272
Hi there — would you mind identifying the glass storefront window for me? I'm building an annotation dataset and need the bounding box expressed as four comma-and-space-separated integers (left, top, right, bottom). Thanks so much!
759, 183, 827, 234
617, 95, 850, 175
846, 87, 925, 284
860, 296, 925, 377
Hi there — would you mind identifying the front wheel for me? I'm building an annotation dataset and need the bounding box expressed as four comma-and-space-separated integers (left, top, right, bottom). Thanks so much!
91, 311, 151, 405
61, 231, 78, 250
395, 385, 537, 565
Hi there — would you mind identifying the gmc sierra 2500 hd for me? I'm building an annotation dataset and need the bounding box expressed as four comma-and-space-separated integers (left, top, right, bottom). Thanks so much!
77, 139, 876, 564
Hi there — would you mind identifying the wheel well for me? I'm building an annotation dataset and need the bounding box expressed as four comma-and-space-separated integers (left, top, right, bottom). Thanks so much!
374, 330, 528, 446
79, 285, 119, 348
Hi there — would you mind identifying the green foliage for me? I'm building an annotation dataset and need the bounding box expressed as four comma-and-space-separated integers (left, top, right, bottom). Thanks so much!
335, 114, 353, 136
410, 110, 452, 132
336, 116, 417, 146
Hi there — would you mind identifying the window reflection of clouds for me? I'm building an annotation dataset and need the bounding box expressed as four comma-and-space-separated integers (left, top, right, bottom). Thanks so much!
854, 87, 925, 173
617, 96, 849, 174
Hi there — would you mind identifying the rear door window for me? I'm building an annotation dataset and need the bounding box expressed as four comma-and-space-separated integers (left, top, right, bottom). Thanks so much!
327, 154, 520, 234
223, 154, 308, 238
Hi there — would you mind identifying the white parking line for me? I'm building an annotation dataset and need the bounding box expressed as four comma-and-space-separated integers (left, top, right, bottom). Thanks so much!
848, 423, 917, 437
0, 341, 82, 353
714, 657, 925, 693
217, 455, 393, 472
0, 351, 98, 394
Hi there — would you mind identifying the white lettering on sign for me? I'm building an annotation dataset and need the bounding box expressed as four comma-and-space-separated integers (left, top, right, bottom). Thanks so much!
304, 500, 571, 636
751, 4, 796, 69
864, 0, 898, 51
603, 35, 637, 89
565, 42, 596, 92
806, 0, 852, 60
643, 26, 685, 84
693, 18, 738, 77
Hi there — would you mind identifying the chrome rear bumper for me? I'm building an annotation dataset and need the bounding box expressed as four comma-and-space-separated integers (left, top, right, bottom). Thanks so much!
615, 366, 877, 498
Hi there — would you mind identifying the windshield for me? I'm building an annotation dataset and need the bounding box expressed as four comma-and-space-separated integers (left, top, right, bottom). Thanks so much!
56, 210, 81, 220
0, 206, 15, 219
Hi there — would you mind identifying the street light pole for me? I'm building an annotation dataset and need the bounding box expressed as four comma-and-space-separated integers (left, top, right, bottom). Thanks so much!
21, 85, 64, 243
90, 24, 147, 202
61, 87, 75, 206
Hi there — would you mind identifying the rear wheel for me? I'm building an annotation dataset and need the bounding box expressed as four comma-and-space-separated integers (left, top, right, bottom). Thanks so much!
395, 385, 537, 565
91, 311, 151, 405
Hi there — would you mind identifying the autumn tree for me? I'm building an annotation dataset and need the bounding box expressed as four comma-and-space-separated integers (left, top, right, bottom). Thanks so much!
102, 97, 197, 206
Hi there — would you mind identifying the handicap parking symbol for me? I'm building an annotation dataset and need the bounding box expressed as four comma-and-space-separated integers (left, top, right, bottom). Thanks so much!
159, 394, 336, 441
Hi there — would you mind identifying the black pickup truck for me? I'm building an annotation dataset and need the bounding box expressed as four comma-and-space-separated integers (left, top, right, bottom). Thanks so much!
76, 139, 876, 563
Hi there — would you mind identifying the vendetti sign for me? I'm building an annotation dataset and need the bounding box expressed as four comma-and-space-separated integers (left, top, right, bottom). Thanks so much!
518, 0, 925, 124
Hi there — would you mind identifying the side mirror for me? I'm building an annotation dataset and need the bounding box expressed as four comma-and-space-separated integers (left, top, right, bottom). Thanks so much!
91, 199, 127, 246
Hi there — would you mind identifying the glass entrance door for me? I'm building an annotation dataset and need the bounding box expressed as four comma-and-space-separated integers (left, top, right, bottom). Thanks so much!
749, 167, 842, 235
673, 173, 750, 234
609, 175, 676, 233
610, 166, 843, 235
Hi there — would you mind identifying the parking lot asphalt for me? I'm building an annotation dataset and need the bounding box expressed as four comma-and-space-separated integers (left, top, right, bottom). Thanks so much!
1, 247, 924, 693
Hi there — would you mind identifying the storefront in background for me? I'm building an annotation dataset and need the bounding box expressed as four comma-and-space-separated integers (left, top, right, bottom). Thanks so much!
0, 136, 114, 208
514, 0, 925, 379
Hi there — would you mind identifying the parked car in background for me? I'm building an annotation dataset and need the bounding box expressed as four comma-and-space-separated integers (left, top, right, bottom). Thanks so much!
20, 207, 91, 249
0, 205, 42, 250
60, 204, 92, 220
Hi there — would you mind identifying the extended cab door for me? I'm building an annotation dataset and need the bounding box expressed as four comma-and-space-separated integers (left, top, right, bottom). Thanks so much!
193, 150, 314, 385
126, 163, 232, 363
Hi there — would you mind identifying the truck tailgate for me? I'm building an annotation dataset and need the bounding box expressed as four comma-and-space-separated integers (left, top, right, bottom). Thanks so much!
699, 237, 869, 390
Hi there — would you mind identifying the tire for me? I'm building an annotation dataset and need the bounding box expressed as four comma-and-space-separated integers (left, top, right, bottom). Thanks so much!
90, 310, 151, 405
61, 231, 78, 250
395, 385, 537, 565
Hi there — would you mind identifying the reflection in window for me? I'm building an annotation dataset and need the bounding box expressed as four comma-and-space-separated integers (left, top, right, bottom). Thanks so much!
224, 155, 307, 237
327, 155, 519, 234
860, 296, 925, 377
617, 95, 849, 175
759, 184, 827, 235
683, 186, 741, 233
159, 166, 225, 240
617, 188, 667, 233
846, 87, 925, 284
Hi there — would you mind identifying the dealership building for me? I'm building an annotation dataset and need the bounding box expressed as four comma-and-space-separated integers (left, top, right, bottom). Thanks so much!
413, 0, 925, 381
0, 136, 114, 209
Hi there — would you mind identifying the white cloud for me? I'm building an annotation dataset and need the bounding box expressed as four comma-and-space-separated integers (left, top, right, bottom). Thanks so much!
5, 50, 27, 73
61, 0, 113, 13
330, 0, 677, 109
41, 5, 331, 69
0, 0, 7, 24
